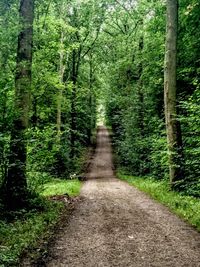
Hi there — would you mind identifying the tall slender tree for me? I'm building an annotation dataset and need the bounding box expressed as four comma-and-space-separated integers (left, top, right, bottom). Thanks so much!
57, 1, 66, 140
3, 0, 35, 209
164, 0, 184, 189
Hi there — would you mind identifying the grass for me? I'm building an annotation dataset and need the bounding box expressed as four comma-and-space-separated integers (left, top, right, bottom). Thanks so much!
41, 178, 81, 197
0, 178, 82, 266
0, 201, 63, 266
118, 171, 200, 231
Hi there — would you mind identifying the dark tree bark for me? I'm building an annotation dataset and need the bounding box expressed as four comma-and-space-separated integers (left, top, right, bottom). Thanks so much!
164, 0, 184, 190
3, 0, 34, 209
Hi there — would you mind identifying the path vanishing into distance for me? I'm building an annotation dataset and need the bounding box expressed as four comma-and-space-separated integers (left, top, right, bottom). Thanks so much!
44, 127, 200, 266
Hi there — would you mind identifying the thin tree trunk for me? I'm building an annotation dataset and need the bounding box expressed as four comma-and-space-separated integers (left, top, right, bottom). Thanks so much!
164, 0, 184, 189
87, 53, 94, 145
70, 50, 77, 158
4, 0, 34, 209
57, 29, 65, 140
70, 46, 81, 158
138, 35, 144, 138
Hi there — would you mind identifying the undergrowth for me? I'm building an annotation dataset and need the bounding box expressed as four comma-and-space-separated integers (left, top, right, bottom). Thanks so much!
0, 178, 82, 266
118, 171, 200, 231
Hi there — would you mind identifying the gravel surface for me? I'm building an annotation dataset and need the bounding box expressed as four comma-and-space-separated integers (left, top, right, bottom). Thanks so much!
46, 126, 200, 267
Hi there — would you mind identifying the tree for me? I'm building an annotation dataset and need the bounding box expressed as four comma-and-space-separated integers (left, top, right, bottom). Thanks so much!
164, 0, 184, 189
3, 0, 35, 209
57, 0, 66, 140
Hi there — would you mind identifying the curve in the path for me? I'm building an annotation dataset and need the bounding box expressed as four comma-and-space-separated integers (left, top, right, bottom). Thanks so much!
46, 126, 200, 267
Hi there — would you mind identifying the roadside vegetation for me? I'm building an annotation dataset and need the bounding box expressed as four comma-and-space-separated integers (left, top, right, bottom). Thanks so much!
0, 178, 82, 266
41, 179, 81, 197
118, 172, 200, 231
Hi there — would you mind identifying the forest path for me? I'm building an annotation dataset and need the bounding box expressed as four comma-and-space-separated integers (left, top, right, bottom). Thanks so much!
46, 126, 200, 267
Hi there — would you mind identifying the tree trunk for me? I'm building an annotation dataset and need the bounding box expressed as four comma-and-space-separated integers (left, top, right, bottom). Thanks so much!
4, 0, 34, 209
87, 53, 94, 145
138, 35, 144, 138
70, 50, 77, 158
57, 29, 65, 140
70, 47, 81, 158
164, 0, 184, 189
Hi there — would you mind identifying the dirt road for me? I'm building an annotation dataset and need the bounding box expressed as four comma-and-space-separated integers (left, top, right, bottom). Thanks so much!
46, 126, 200, 267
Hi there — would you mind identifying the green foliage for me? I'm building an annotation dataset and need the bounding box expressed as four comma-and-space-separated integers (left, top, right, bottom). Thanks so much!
0, 201, 63, 266
118, 172, 200, 231
26, 126, 71, 181
0, 0, 99, 199
102, 0, 200, 195
150, 130, 168, 180
0, 177, 82, 266
179, 89, 200, 195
